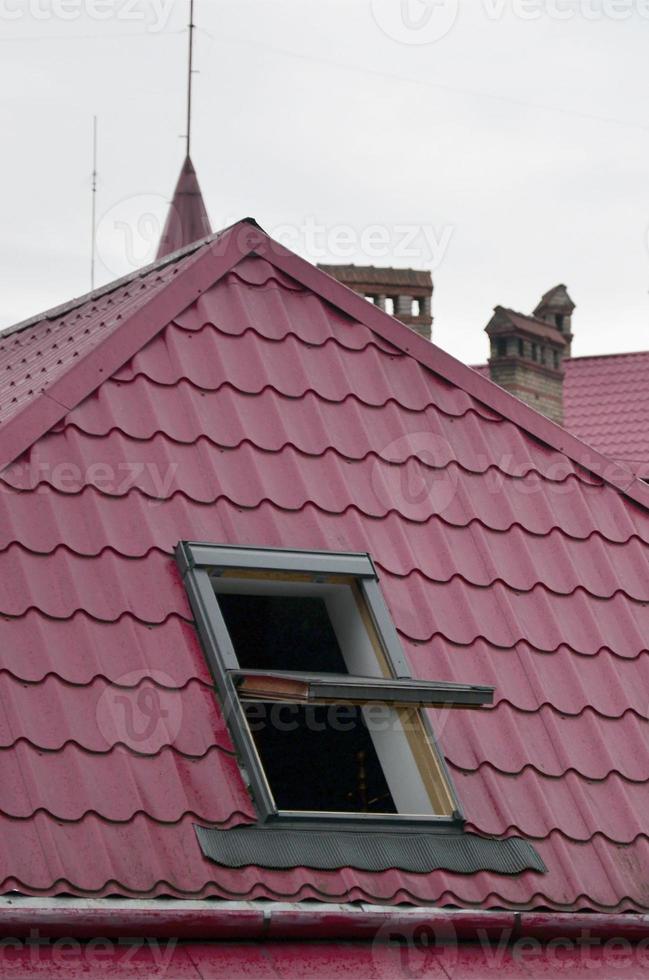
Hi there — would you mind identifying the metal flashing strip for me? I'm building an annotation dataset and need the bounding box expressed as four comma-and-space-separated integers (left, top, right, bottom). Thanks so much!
195, 826, 546, 876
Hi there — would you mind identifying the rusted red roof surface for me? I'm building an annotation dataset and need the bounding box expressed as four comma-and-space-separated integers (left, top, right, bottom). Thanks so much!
156, 155, 213, 259
1, 221, 649, 909
564, 352, 649, 477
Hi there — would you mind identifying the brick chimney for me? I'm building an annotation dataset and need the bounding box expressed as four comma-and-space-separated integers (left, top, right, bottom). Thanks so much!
318, 264, 433, 340
485, 294, 572, 424
533, 284, 575, 357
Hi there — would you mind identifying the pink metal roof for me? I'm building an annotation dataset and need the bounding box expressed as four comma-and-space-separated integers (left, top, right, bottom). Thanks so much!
564, 351, 649, 477
1, 221, 649, 910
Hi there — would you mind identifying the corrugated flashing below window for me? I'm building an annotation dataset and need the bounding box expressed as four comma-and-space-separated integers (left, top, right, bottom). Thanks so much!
195, 825, 546, 876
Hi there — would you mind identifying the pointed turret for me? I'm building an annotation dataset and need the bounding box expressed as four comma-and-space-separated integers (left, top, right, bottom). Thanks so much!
156, 155, 212, 259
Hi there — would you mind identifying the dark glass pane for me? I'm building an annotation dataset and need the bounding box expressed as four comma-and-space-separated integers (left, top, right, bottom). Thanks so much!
217, 593, 348, 673
244, 702, 397, 814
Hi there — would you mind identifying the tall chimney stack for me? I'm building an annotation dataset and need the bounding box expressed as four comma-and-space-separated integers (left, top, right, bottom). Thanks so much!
484, 285, 575, 425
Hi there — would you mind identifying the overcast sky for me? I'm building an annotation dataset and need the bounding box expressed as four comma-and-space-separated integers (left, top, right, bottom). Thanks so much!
1, 0, 648, 364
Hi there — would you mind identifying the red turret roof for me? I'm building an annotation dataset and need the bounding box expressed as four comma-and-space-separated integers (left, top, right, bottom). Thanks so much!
156, 155, 212, 259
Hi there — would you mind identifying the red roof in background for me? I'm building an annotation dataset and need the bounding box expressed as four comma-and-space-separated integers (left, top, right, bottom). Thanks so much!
564, 352, 649, 477
2, 221, 649, 910
473, 352, 649, 476
156, 155, 213, 259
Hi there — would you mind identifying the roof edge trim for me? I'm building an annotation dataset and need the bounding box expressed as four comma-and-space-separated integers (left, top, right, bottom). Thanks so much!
2, 897, 649, 942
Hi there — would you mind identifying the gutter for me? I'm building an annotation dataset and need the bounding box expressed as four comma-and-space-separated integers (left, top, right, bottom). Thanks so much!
0, 898, 648, 944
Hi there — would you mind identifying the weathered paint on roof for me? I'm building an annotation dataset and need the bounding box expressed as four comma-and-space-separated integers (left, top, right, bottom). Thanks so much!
1, 222, 649, 909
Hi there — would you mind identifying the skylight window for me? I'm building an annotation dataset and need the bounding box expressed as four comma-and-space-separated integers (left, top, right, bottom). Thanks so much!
177, 543, 493, 828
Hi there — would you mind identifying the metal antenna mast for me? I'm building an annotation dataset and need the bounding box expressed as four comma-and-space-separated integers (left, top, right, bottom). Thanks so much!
90, 115, 98, 290
186, 0, 195, 157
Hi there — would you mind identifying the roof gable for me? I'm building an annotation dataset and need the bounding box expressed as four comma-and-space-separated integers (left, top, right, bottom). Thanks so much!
2, 223, 649, 910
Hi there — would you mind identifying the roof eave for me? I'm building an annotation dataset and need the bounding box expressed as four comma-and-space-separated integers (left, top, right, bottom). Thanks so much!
2, 896, 649, 943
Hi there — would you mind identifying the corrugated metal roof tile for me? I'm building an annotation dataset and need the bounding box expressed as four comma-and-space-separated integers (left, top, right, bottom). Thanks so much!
5, 431, 646, 545
112, 320, 490, 417
0, 611, 209, 686
438, 703, 649, 781
0, 742, 251, 823
0, 674, 229, 755
63, 374, 600, 483
0, 256, 193, 425
454, 764, 649, 844
2, 486, 649, 604
564, 352, 649, 475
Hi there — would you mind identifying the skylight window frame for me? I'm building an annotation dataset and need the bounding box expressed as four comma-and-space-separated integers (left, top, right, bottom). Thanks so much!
176, 541, 479, 832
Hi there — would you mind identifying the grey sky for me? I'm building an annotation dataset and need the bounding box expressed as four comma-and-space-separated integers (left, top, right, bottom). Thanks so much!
1, 0, 648, 366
